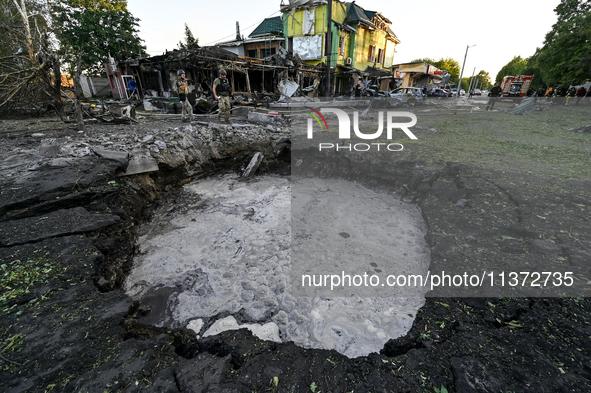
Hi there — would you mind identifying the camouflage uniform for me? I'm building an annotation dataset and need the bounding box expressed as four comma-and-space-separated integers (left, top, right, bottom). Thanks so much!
486, 84, 502, 111
176, 76, 193, 122
214, 77, 231, 122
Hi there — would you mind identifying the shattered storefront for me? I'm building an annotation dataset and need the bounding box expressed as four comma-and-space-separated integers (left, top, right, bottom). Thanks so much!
392, 62, 443, 89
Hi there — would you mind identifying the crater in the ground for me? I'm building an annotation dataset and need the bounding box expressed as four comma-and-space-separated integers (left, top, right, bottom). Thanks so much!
125, 172, 430, 358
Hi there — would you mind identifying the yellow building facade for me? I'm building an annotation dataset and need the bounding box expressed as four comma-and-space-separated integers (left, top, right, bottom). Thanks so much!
281, 0, 399, 94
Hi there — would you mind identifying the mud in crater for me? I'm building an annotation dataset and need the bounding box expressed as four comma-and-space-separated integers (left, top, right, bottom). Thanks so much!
125, 172, 430, 357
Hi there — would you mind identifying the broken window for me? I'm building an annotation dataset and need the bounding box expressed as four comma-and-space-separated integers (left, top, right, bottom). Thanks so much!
293, 35, 323, 60
339, 36, 345, 56
377, 48, 384, 65
248, 49, 258, 58
261, 48, 276, 58
303, 8, 315, 35
368, 45, 376, 62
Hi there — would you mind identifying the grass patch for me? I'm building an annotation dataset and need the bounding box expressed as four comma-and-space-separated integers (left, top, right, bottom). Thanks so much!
409, 106, 591, 180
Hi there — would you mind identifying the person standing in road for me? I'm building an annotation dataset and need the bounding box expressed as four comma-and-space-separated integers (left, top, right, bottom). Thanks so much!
565, 87, 576, 106
127, 79, 139, 101
213, 69, 232, 123
176, 70, 193, 122
486, 83, 502, 111
354, 80, 362, 99
576, 86, 587, 105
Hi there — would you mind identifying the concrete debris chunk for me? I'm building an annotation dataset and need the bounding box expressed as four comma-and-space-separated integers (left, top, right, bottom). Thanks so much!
247, 111, 284, 125
508, 97, 535, 115
119, 157, 159, 176
454, 199, 470, 208
141, 135, 154, 143
39, 145, 59, 158
202, 315, 281, 343
93, 148, 129, 163
109, 104, 136, 120
242, 152, 264, 179
93, 148, 130, 172
186, 319, 204, 337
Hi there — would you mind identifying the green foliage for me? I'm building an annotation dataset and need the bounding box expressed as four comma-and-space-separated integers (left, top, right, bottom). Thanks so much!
178, 23, 198, 50
495, 56, 528, 82
460, 76, 471, 92
51, 0, 146, 75
0, 256, 61, 306
522, 56, 545, 89
435, 57, 461, 81
535, 0, 591, 86
476, 70, 492, 90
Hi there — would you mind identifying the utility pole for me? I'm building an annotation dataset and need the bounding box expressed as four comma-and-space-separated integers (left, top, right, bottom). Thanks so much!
457, 44, 476, 98
468, 67, 476, 95
325, 0, 332, 97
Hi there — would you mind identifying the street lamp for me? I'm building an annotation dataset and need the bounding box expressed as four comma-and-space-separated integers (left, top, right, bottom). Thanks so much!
457, 44, 476, 97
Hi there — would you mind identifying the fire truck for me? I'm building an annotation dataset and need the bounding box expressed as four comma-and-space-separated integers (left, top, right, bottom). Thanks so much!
500, 75, 534, 97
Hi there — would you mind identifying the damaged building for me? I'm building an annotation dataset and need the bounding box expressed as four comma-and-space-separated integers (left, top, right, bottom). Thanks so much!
392, 61, 446, 89
106, 42, 325, 112
103, 0, 400, 111
281, 0, 400, 94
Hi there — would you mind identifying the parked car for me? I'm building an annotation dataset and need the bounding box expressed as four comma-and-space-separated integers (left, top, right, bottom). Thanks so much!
364, 88, 389, 97
427, 88, 450, 97
451, 88, 466, 97
388, 87, 424, 105
472, 89, 482, 96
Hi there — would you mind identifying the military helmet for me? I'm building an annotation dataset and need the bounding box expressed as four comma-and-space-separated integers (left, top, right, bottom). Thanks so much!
218, 69, 227, 76
177, 69, 185, 76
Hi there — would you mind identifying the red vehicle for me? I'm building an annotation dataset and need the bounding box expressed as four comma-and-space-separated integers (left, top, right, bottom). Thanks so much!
500, 75, 534, 97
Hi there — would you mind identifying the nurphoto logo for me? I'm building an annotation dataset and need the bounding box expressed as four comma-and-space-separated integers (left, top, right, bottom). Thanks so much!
306, 108, 418, 152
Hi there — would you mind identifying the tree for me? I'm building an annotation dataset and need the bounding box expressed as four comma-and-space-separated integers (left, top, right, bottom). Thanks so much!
495, 56, 528, 82
51, 0, 145, 129
0, 0, 59, 116
435, 58, 461, 83
535, 0, 591, 86
51, 0, 146, 75
475, 70, 492, 90
178, 23, 198, 50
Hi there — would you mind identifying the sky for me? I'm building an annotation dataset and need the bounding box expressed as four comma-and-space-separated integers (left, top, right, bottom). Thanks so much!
127, 0, 562, 82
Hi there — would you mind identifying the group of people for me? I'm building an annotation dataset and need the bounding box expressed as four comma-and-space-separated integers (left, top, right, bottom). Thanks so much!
176, 68, 232, 123
533, 85, 588, 105
127, 69, 233, 123
485, 82, 589, 111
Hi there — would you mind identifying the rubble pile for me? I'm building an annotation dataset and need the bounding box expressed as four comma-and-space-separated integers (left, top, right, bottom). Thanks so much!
0, 117, 290, 183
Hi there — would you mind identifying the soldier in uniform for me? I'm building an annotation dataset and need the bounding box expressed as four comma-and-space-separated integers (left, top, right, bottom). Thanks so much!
565, 87, 576, 106
576, 86, 587, 105
486, 83, 502, 111
176, 70, 193, 122
213, 69, 232, 123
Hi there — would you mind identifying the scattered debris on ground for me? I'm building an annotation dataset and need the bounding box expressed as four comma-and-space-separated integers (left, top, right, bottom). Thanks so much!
0, 102, 590, 392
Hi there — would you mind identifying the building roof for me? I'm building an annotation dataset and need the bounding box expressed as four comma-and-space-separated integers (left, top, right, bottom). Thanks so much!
249, 16, 283, 37
364, 10, 377, 20
344, 3, 375, 28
